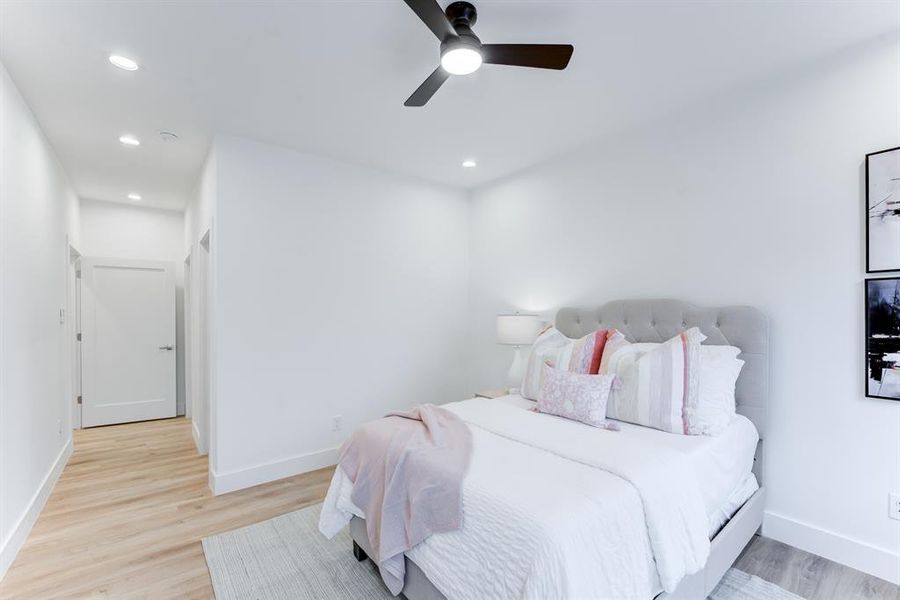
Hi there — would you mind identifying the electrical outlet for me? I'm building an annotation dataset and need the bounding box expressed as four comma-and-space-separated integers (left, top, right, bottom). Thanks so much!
890, 494, 900, 521
331, 415, 343, 432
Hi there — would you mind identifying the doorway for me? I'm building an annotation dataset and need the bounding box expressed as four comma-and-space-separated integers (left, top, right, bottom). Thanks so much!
80, 257, 177, 427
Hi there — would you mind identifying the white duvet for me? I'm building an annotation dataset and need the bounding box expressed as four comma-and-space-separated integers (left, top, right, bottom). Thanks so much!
320, 396, 758, 600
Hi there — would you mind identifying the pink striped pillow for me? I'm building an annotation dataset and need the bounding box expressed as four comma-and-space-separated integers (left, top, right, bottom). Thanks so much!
601, 328, 705, 434
520, 328, 614, 401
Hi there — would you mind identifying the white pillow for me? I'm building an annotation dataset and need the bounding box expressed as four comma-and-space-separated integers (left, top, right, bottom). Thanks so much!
520, 327, 569, 400
690, 348, 744, 435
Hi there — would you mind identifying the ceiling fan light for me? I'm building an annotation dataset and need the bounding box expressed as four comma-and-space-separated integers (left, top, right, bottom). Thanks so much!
441, 47, 482, 76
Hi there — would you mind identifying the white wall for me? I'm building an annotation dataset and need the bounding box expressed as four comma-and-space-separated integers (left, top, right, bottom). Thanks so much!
183, 149, 216, 457
78, 199, 187, 414
0, 61, 79, 578
208, 135, 469, 493
467, 37, 900, 583
185, 147, 216, 256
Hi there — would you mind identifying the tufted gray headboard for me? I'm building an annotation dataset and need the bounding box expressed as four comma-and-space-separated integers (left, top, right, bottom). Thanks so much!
556, 300, 769, 480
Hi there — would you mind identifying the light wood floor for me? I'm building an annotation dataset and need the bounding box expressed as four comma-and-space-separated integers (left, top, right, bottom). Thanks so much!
0, 417, 333, 599
1, 417, 897, 600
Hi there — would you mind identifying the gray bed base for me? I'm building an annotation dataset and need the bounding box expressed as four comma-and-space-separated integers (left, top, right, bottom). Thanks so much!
350, 300, 770, 600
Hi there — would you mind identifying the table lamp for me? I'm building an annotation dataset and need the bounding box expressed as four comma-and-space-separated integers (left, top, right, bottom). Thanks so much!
496, 313, 542, 393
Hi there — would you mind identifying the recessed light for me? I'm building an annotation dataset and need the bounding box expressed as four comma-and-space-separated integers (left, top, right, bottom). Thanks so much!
119, 135, 140, 147
462, 159, 477, 168
158, 131, 179, 143
109, 55, 139, 71
127, 193, 142, 201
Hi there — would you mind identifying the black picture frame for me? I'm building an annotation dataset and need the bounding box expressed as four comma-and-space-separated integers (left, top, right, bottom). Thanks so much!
865, 277, 900, 401
865, 145, 900, 273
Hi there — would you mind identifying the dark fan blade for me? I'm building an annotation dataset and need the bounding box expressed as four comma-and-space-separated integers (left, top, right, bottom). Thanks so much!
403, 0, 457, 42
404, 67, 450, 107
482, 44, 574, 70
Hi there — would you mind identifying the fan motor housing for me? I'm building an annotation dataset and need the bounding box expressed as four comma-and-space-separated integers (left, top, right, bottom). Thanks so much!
440, 32, 481, 57
445, 1, 478, 27
443, 0, 481, 52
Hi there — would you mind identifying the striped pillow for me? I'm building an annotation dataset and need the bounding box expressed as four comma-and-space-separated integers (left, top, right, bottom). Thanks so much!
520, 327, 614, 401
602, 328, 705, 434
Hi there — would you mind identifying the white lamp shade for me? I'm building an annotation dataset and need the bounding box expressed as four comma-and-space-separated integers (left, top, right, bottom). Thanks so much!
496, 314, 542, 346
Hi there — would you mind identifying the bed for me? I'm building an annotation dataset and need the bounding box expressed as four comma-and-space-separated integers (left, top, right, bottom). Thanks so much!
338, 299, 769, 600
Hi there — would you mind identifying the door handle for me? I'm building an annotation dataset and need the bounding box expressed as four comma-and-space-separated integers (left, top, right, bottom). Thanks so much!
159, 345, 174, 351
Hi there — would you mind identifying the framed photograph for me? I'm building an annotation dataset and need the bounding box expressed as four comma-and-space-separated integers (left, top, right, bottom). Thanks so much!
866, 146, 900, 272
865, 277, 900, 400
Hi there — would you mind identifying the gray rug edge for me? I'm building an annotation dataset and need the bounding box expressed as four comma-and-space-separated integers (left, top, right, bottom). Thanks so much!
202, 502, 806, 600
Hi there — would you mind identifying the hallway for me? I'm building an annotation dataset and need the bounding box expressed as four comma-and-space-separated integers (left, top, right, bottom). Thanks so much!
0, 418, 333, 599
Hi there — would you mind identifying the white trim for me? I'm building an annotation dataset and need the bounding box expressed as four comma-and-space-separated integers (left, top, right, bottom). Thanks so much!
183, 253, 192, 420
191, 421, 206, 456
68, 243, 82, 430
209, 447, 338, 496
763, 510, 900, 584
0, 438, 73, 581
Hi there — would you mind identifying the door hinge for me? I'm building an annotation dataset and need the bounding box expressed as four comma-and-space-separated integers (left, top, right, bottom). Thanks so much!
76, 332, 82, 341
77, 395, 83, 405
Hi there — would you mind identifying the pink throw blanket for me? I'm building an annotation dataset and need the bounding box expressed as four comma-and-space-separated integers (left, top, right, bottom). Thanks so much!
339, 404, 472, 594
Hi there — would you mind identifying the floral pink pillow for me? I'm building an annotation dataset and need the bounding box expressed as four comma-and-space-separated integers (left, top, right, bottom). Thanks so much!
537, 363, 620, 429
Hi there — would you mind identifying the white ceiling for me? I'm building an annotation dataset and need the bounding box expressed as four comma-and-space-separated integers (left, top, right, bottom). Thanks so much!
1, 1, 897, 211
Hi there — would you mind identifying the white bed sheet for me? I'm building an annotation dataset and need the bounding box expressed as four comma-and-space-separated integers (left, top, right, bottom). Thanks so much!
596, 398, 760, 536
321, 395, 759, 600
455, 394, 759, 545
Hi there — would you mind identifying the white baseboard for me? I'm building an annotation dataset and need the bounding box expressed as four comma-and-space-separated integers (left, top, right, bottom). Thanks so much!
209, 446, 338, 496
0, 437, 73, 581
763, 510, 900, 584
191, 421, 207, 455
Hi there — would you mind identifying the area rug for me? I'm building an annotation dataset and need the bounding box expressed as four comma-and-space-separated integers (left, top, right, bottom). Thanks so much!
203, 503, 805, 600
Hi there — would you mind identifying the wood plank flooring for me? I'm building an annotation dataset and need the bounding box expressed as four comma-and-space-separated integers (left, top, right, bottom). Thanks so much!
1, 416, 896, 599
736, 536, 899, 600
0, 418, 333, 599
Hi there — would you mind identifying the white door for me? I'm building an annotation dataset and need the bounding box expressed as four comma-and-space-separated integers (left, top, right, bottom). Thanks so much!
81, 258, 176, 427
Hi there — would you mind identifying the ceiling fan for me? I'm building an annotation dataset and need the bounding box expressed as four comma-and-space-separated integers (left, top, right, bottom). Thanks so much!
402, 0, 574, 107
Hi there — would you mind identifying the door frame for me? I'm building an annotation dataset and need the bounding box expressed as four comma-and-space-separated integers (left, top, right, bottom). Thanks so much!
67, 242, 82, 429
189, 231, 211, 455
183, 254, 192, 420
80, 256, 177, 427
